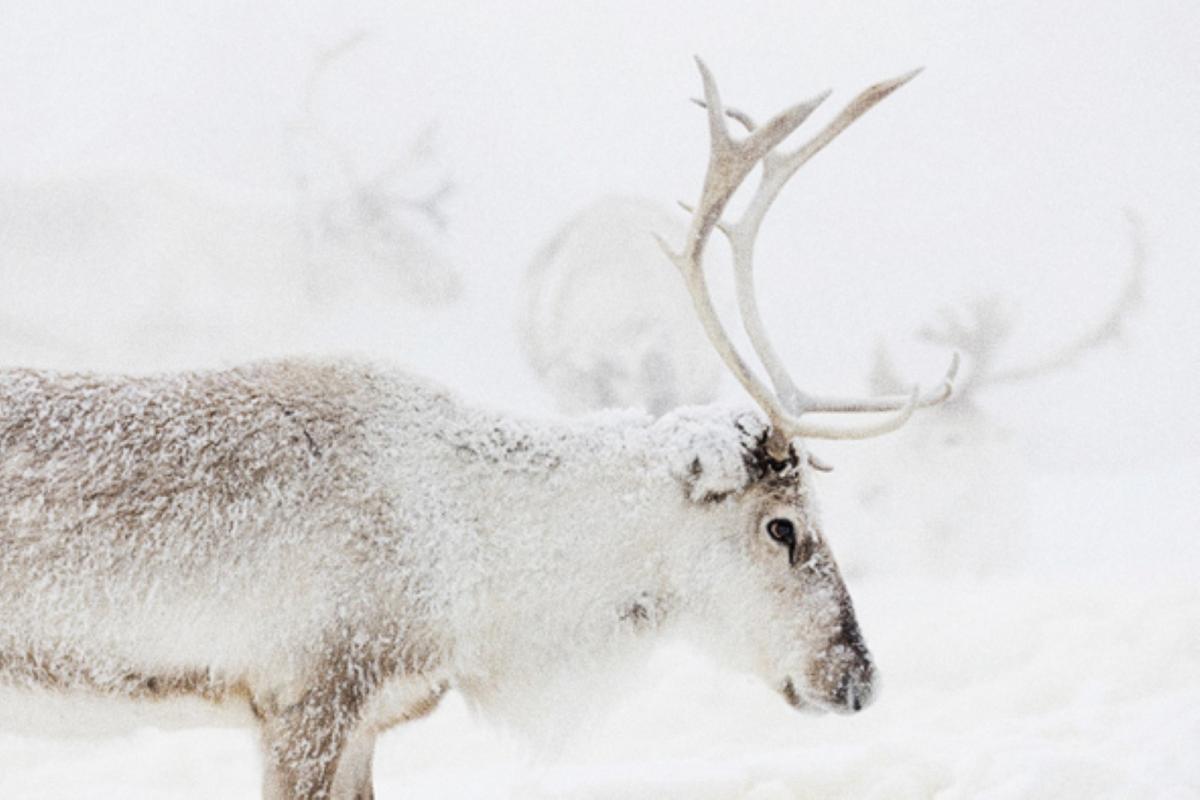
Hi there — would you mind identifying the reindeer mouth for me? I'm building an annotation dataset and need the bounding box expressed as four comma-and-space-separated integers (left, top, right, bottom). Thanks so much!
780, 677, 820, 714
781, 676, 872, 715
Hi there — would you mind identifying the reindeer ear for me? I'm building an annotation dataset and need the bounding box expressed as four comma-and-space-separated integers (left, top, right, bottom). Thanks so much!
656, 409, 754, 503
677, 452, 746, 503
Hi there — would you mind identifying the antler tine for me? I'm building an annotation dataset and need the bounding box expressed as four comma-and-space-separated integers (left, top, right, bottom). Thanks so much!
663, 60, 949, 453
719, 69, 954, 422
803, 353, 959, 413
676, 58, 832, 267
661, 60, 837, 455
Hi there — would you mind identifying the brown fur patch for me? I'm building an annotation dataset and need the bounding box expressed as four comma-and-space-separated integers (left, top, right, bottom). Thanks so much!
0, 646, 249, 706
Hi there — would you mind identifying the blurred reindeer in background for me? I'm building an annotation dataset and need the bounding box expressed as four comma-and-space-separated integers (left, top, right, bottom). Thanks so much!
0, 34, 459, 371
287, 32, 460, 306
832, 212, 1145, 577
518, 196, 725, 416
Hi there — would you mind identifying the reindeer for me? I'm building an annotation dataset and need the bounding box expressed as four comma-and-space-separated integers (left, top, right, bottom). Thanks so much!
832, 213, 1145, 576
518, 195, 726, 416
0, 61, 955, 799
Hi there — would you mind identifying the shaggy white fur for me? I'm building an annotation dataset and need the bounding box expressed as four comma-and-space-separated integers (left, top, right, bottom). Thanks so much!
0, 357, 873, 799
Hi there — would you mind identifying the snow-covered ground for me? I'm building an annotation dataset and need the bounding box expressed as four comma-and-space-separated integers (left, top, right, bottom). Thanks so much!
2, 2, 1198, 798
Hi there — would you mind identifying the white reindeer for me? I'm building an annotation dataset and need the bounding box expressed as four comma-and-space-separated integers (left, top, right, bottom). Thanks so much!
832, 215, 1144, 577
0, 62, 955, 799
518, 196, 724, 415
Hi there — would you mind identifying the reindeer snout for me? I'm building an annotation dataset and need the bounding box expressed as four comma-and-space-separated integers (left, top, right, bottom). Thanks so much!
832, 657, 877, 712
787, 646, 877, 714
834, 610, 878, 713
811, 613, 878, 713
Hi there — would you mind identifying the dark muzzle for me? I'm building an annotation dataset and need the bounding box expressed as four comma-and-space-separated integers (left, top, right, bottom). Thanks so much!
816, 613, 877, 713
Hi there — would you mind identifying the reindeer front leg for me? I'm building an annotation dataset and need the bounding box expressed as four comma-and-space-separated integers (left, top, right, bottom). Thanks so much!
259, 680, 365, 800
329, 682, 451, 800
257, 634, 446, 800
256, 640, 383, 800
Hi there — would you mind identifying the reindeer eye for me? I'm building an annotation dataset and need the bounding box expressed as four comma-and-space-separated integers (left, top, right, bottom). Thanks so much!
767, 517, 816, 566
766, 518, 796, 546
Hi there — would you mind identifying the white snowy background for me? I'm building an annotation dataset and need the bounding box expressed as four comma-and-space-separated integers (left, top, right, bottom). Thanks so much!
1, 1, 1198, 798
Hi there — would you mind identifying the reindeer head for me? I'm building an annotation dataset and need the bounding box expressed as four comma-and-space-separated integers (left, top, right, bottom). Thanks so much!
656, 60, 957, 713
744, 455, 876, 713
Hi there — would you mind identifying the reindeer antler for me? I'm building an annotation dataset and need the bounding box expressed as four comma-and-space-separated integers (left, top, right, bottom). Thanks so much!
661, 59, 957, 456
297, 34, 454, 232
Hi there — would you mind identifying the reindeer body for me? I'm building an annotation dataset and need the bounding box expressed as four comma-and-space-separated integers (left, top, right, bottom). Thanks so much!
0, 360, 456, 791
0, 358, 868, 797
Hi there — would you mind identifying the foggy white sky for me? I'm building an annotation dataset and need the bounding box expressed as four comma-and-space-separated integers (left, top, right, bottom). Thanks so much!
1, 1, 1197, 466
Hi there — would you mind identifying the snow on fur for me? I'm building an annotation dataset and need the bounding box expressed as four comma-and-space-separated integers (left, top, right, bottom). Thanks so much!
0, 358, 873, 799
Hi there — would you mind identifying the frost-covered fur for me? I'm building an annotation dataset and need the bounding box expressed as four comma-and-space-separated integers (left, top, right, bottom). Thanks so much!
0, 358, 873, 799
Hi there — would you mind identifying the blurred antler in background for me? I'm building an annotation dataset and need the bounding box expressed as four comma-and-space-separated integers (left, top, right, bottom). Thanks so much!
289, 32, 460, 305
842, 214, 1145, 579
873, 210, 1145, 403
297, 32, 454, 231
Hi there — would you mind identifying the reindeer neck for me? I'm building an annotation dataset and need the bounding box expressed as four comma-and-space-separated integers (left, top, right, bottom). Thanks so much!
433, 404, 753, 690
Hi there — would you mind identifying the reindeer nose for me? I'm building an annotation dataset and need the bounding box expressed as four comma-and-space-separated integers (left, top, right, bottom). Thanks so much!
833, 659, 877, 713
826, 606, 878, 712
